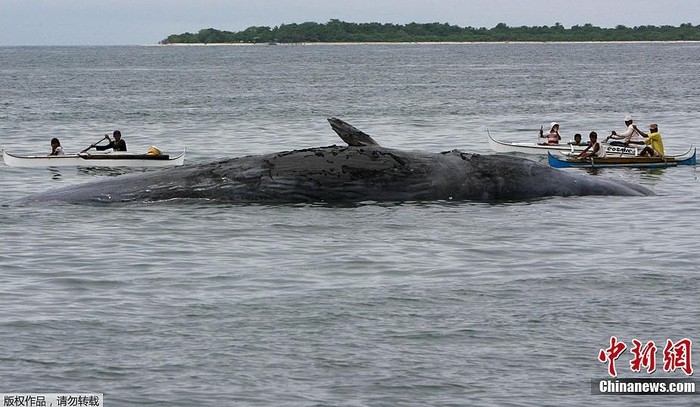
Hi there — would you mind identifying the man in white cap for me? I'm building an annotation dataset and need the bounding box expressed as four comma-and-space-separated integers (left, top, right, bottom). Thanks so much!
606, 115, 644, 146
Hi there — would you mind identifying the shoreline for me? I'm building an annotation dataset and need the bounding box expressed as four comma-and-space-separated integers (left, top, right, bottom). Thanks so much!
6, 40, 697, 47
156, 40, 700, 46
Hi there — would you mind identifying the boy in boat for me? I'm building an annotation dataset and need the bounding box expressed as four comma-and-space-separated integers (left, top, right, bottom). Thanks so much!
567, 133, 588, 146
539, 122, 562, 145
49, 138, 65, 156
577, 132, 602, 159
636, 123, 665, 157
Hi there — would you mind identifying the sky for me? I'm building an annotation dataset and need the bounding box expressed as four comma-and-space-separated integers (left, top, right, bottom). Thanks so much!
1, 0, 699, 46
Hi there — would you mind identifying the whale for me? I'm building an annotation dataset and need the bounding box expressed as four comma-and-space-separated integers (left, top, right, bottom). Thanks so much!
10, 118, 652, 205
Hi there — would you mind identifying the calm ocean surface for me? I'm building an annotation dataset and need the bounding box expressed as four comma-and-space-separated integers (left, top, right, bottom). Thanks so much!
1, 43, 699, 406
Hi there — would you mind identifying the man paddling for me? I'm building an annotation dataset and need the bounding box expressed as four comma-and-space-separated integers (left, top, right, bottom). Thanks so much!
86, 130, 127, 152
607, 115, 644, 146
637, 123, 665, 157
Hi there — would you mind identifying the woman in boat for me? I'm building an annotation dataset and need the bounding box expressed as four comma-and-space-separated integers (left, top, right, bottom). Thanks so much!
540, 122, 562, 145
49, 138, 65, 156
637, 123, 665, 157
577, 132, 602, 159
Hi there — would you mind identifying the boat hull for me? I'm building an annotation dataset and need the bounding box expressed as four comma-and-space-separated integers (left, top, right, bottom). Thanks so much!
2, 150, 186, 168
547, 147, 696, 168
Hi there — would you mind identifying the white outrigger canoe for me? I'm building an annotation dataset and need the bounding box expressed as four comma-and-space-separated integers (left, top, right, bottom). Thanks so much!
487, 131, 650, 157
488, 131, 592, 155
2, 149, 186, 168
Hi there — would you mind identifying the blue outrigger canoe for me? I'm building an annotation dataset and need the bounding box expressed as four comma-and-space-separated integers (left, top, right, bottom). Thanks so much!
548, 147, 696, 169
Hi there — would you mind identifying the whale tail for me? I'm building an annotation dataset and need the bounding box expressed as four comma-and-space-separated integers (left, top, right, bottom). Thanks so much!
327, 117, 381, 147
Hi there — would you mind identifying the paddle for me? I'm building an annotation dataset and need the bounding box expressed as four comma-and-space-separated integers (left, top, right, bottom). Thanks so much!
80, 135, 109, 153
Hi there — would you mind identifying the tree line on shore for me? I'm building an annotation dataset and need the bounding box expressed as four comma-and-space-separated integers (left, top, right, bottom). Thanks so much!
160, 20, 700, 44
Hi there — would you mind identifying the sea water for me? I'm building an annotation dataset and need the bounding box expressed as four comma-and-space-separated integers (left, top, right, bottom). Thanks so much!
1, 43, 699, 406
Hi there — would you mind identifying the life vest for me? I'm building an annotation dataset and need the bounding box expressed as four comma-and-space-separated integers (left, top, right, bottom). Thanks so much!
547, 132, 560, 144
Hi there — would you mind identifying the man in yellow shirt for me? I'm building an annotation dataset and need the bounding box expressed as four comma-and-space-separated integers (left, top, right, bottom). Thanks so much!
638, 123, 665, 157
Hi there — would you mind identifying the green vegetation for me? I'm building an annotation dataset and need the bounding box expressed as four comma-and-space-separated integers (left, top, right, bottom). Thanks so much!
161, 20, 700, 44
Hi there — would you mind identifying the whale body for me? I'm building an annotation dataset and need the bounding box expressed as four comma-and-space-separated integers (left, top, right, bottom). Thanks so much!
11, 118, 652, 205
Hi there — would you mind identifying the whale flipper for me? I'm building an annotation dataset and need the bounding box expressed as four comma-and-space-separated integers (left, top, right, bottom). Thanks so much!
327, 117, 380, 147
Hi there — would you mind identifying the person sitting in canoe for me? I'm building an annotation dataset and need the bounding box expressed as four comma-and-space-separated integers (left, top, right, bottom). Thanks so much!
49, 138, 65, 156
577, 132, 602, 159
539, 122, 562, 145
636, 123, 665, 157
85, 130, 127, 152
606, 115, 644, 146
567, 133, 589, 146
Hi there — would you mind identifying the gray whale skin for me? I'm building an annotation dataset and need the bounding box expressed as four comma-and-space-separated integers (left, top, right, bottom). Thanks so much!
14, 118, 652, 205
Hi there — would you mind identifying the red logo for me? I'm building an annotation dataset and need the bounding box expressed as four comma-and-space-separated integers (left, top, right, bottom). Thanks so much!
629, 339, 657, 374
663, 338, 693, 375
598, 336, 627, 377
599, 337, 693, 377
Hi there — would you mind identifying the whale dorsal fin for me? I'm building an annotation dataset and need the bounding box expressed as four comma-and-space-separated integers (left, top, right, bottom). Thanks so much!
327, 117, 381, 147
